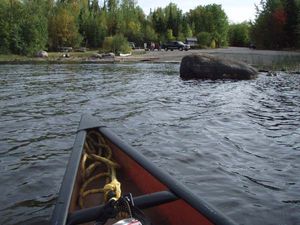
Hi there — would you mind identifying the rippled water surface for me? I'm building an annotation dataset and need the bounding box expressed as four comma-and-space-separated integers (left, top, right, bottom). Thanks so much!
0, 63, 299, 225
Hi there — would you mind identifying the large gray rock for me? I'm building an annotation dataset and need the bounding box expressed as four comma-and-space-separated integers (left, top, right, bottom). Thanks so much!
180, 54, 258, 80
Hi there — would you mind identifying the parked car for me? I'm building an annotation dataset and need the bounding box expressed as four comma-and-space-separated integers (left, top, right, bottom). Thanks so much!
58, 46, 73, 52
249, 43, 256, 49
162, 41, 190, 51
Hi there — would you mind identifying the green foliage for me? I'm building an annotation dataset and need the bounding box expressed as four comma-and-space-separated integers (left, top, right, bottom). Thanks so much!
150, 3, 185, 42
166, 29, 175, 41
0, 0, 24, 54
0, 0, 48, 55
102, 34, 131, 55
3, 0, 299, 56
102, 36, 113, 52
107, 0, 118, 12
101, 36, 114, 52
165, 3, 183, 37
177, 32, 185, 42
120, 2, 143, 43
283, 0, 299, 46
182, 18, 193, 38
151, 8, 166, 35
79, 9, 107, 48
112, 34, 131, 54
210, 39, 216, 48
188, 4, 229, 47
0, 0, 11, 53
297, 9, 300, 48
251, 0, 300, 49
251, 0, 286, 49
228, 22, 250, 47
20, 0, 48, 55
197, 32, 211, 48
48, 4, 82, 50
143, 24, 158, 43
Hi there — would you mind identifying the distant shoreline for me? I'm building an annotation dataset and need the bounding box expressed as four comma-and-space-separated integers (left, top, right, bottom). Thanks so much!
1, 47, 300, 72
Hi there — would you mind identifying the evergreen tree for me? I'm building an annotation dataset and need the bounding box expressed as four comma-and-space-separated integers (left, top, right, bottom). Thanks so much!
48, 3, 82, 50
106, 0, 121, 35
297, 8, 300, 47
151, 8, 166, 36
165, 3, 182, 37
181, 16, 193, 38
3, 0, 299, 55
228, 22, 251, 47
251, 0, 300, 49
0, 0, 11, 53
283, 0, 300, 47
79, 1, 108, 48
197, 32, 211, 48
0, 0, 48, 55
119, 0, 143, 43
4, 0, 24, 54
20, 0, 48, 55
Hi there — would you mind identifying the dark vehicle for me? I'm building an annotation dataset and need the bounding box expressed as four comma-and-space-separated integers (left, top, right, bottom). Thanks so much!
162, 41, 190, 51
58, 46, 73, 52
249, 43, 256, 49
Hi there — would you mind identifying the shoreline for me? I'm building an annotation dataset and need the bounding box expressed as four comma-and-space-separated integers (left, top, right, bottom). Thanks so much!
1, 47, 300, 72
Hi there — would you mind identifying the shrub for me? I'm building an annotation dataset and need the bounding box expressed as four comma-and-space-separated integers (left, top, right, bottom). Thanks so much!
102, 36, 113, 53
101, 34, 131, 55
210, 39, 216, 48
197, 32, 211, 48
228, 22, 250, 47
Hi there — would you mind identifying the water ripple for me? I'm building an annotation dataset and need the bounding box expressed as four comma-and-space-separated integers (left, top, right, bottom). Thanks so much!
0, 64, 299, 225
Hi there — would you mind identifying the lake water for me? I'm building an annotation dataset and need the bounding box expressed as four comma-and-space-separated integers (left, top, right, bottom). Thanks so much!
0, 63, 299, 225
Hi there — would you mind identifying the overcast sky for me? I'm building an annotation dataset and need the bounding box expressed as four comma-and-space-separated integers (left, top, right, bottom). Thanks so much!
137, 0, 261, 23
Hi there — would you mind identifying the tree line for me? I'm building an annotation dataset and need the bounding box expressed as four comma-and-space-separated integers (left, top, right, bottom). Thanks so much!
251, 0, 300, 49
0, 0, 299, 56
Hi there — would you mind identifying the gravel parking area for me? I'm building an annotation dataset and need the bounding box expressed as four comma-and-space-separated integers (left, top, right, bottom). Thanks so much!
121, 47, 300, 68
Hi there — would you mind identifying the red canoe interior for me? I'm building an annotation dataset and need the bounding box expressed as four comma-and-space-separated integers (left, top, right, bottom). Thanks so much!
68, 129, 214, 225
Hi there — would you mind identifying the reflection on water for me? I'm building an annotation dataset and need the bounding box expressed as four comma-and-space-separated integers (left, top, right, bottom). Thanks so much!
0, 64, 299, 225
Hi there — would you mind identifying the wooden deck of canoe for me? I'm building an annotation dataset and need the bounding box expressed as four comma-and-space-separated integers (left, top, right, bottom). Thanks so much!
50, 115, 237, 225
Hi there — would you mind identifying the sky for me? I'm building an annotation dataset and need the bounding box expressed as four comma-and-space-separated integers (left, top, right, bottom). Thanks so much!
137, 0, 261, 23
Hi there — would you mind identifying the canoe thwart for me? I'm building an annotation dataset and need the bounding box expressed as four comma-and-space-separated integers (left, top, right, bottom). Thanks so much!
67, 191, 178, 225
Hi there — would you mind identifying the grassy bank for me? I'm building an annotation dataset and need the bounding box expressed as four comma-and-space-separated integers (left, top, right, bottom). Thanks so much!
0, 51, 99, 61
0, 49, 299, 73
255, 62, 300, 73
0, 54, 32, 62
0, 50, 146, 63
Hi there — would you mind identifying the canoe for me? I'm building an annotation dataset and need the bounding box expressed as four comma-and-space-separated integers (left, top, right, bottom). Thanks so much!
50, 114, 236, 225
119, 52, 132, 57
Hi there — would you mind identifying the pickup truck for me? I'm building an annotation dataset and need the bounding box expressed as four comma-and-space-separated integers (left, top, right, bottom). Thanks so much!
162, 41, 190, 51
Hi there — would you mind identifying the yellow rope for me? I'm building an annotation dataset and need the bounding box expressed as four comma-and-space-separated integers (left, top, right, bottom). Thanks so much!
79, 130, 121, 208
103, 179, 121, 202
